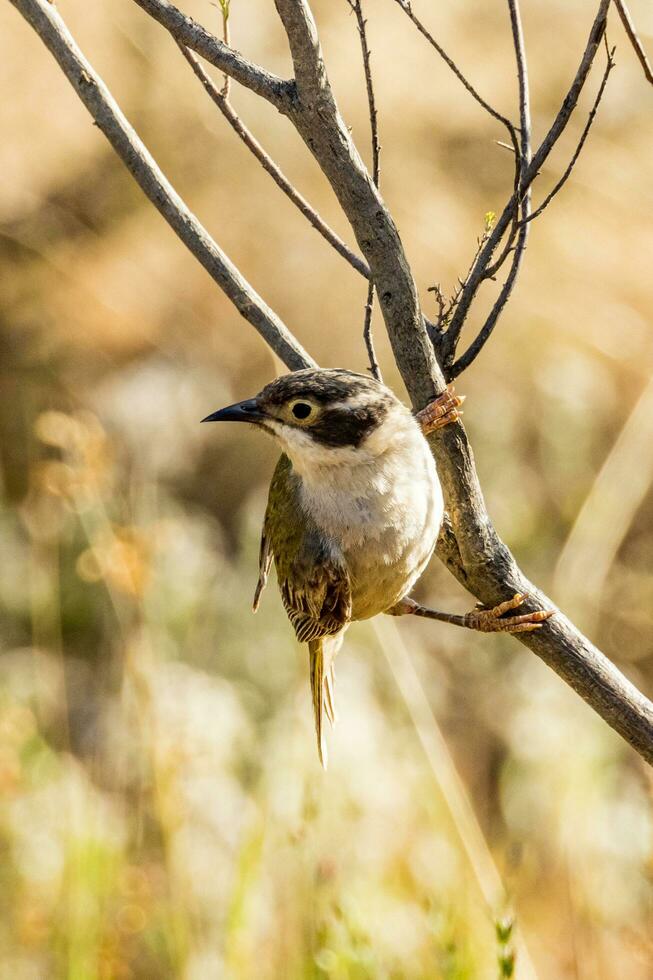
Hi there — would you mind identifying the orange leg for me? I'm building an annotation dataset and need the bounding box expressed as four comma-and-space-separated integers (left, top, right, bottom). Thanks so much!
387, 592, 554, 634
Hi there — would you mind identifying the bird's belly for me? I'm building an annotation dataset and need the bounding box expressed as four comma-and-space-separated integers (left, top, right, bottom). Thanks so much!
298, 435, 443, 621
344, 481, 443, 620
347, 541, 433, 619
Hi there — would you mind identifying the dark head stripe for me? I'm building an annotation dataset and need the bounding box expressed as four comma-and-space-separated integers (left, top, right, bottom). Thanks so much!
257, 368, 397, 447
309, 404, 389, 447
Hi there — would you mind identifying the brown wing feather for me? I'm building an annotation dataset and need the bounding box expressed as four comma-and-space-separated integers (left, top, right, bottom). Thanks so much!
280, 563, 351, 643
260, 454, 352, 643
252, 527, 272, 612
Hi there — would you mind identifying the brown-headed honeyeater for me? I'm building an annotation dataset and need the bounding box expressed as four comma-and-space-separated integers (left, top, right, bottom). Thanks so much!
203, 369, 552, 766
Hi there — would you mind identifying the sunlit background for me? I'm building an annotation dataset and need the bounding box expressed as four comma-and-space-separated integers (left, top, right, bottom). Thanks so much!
1, 1, 653, 977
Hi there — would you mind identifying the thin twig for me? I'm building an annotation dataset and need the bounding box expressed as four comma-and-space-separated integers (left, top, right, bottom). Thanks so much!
613, 0, 653, 85
448, 235, 523, 379
348, 1, 381, 186
444, 0, 531, 376
178, 44, 370, 278
430, 213, 496, 333
131, 0, 291, 107
493, 0, 532, 293
362, 281, 382, 381
10, 0, 314, 371
394, 0, 525, 360
521, 41, 616, 226
442, 0, 610, 368
450, 32, 613, 378
392, 0, 525, 333
348, 0, 382, 380
215, 0, 231, 97
392, 0, 520, 160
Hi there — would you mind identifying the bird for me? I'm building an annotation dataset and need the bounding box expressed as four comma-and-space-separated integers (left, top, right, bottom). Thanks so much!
203, 368, 552, 766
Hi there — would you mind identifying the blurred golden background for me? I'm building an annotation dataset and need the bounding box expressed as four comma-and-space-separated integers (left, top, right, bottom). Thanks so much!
1, 1, 653, 977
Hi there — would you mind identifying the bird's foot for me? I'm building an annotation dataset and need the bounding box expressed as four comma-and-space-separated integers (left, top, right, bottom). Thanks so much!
416, 385, 465, 435
461, 593, 554, 633
388, 592, 553, 633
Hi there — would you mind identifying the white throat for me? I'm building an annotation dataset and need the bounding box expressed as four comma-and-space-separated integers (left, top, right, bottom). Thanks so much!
270, 406, 442, 550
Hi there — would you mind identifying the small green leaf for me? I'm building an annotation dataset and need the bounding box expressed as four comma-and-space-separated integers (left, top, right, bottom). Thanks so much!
498, 951, 515, 978
495, 916, 513, 944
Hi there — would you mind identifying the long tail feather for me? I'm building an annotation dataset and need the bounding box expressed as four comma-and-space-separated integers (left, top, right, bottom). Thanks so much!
308, 639, 327, 768
323, 663, 337, 728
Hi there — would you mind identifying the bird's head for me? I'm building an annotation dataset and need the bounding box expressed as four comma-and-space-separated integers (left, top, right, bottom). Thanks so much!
202, 368, 415, 471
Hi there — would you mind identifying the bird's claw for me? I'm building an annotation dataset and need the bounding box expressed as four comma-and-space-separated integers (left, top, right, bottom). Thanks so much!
466, 593, 554, 633
416, 385, 465, 435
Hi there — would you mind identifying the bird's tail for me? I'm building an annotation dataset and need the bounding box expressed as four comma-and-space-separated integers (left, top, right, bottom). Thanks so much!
308, 634, 342, 769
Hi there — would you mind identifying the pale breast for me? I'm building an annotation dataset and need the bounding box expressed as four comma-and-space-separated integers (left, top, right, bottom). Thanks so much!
298, 424, 443, 621
345, 442, 443, 619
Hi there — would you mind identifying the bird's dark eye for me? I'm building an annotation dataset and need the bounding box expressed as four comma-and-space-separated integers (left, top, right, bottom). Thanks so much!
291, 401, 313, 420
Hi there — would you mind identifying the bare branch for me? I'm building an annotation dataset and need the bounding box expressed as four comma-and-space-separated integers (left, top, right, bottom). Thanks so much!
362, 281, 382, 381
348, 0, 382, 380
391, 0, 524, 304
131, 0, 291, 108
521, 42, 616, 226
613, 0, 653, 85
274, 0, 329, 98
442, 0, 610, 368
510, 0, 532, 223
392, 0, 520, 160
178, 44, 370, 278
448, 235, 522, 379
429, 214, 495, 334
348, 0, 381, 185
447, 0, 531, 378
10, 0, 314, 372
274, 0, 441, 393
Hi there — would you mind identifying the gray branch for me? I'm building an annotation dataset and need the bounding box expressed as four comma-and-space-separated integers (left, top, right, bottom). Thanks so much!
11, 0, 653, 764
8, 0, 314, 372
131, 0, 291, 107
274, 0, 440, 394
178, 44, 370, 278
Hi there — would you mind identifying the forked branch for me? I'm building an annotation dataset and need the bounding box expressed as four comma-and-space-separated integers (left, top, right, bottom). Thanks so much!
392, 0, 520, 161
8, 0, 313, 371
441, 0, 611, 372
178, 45, 370, 278
448, 0, 532, 379
131, 0, 291, 107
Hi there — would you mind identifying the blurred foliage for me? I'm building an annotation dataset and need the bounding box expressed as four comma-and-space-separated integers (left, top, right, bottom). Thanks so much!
1, 0, 653, 977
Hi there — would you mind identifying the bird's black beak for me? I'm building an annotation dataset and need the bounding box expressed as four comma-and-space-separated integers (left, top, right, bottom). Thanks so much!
201, 397, 265, 425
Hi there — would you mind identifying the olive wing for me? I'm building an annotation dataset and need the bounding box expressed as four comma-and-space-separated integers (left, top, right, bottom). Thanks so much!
255, 455, 352, 642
